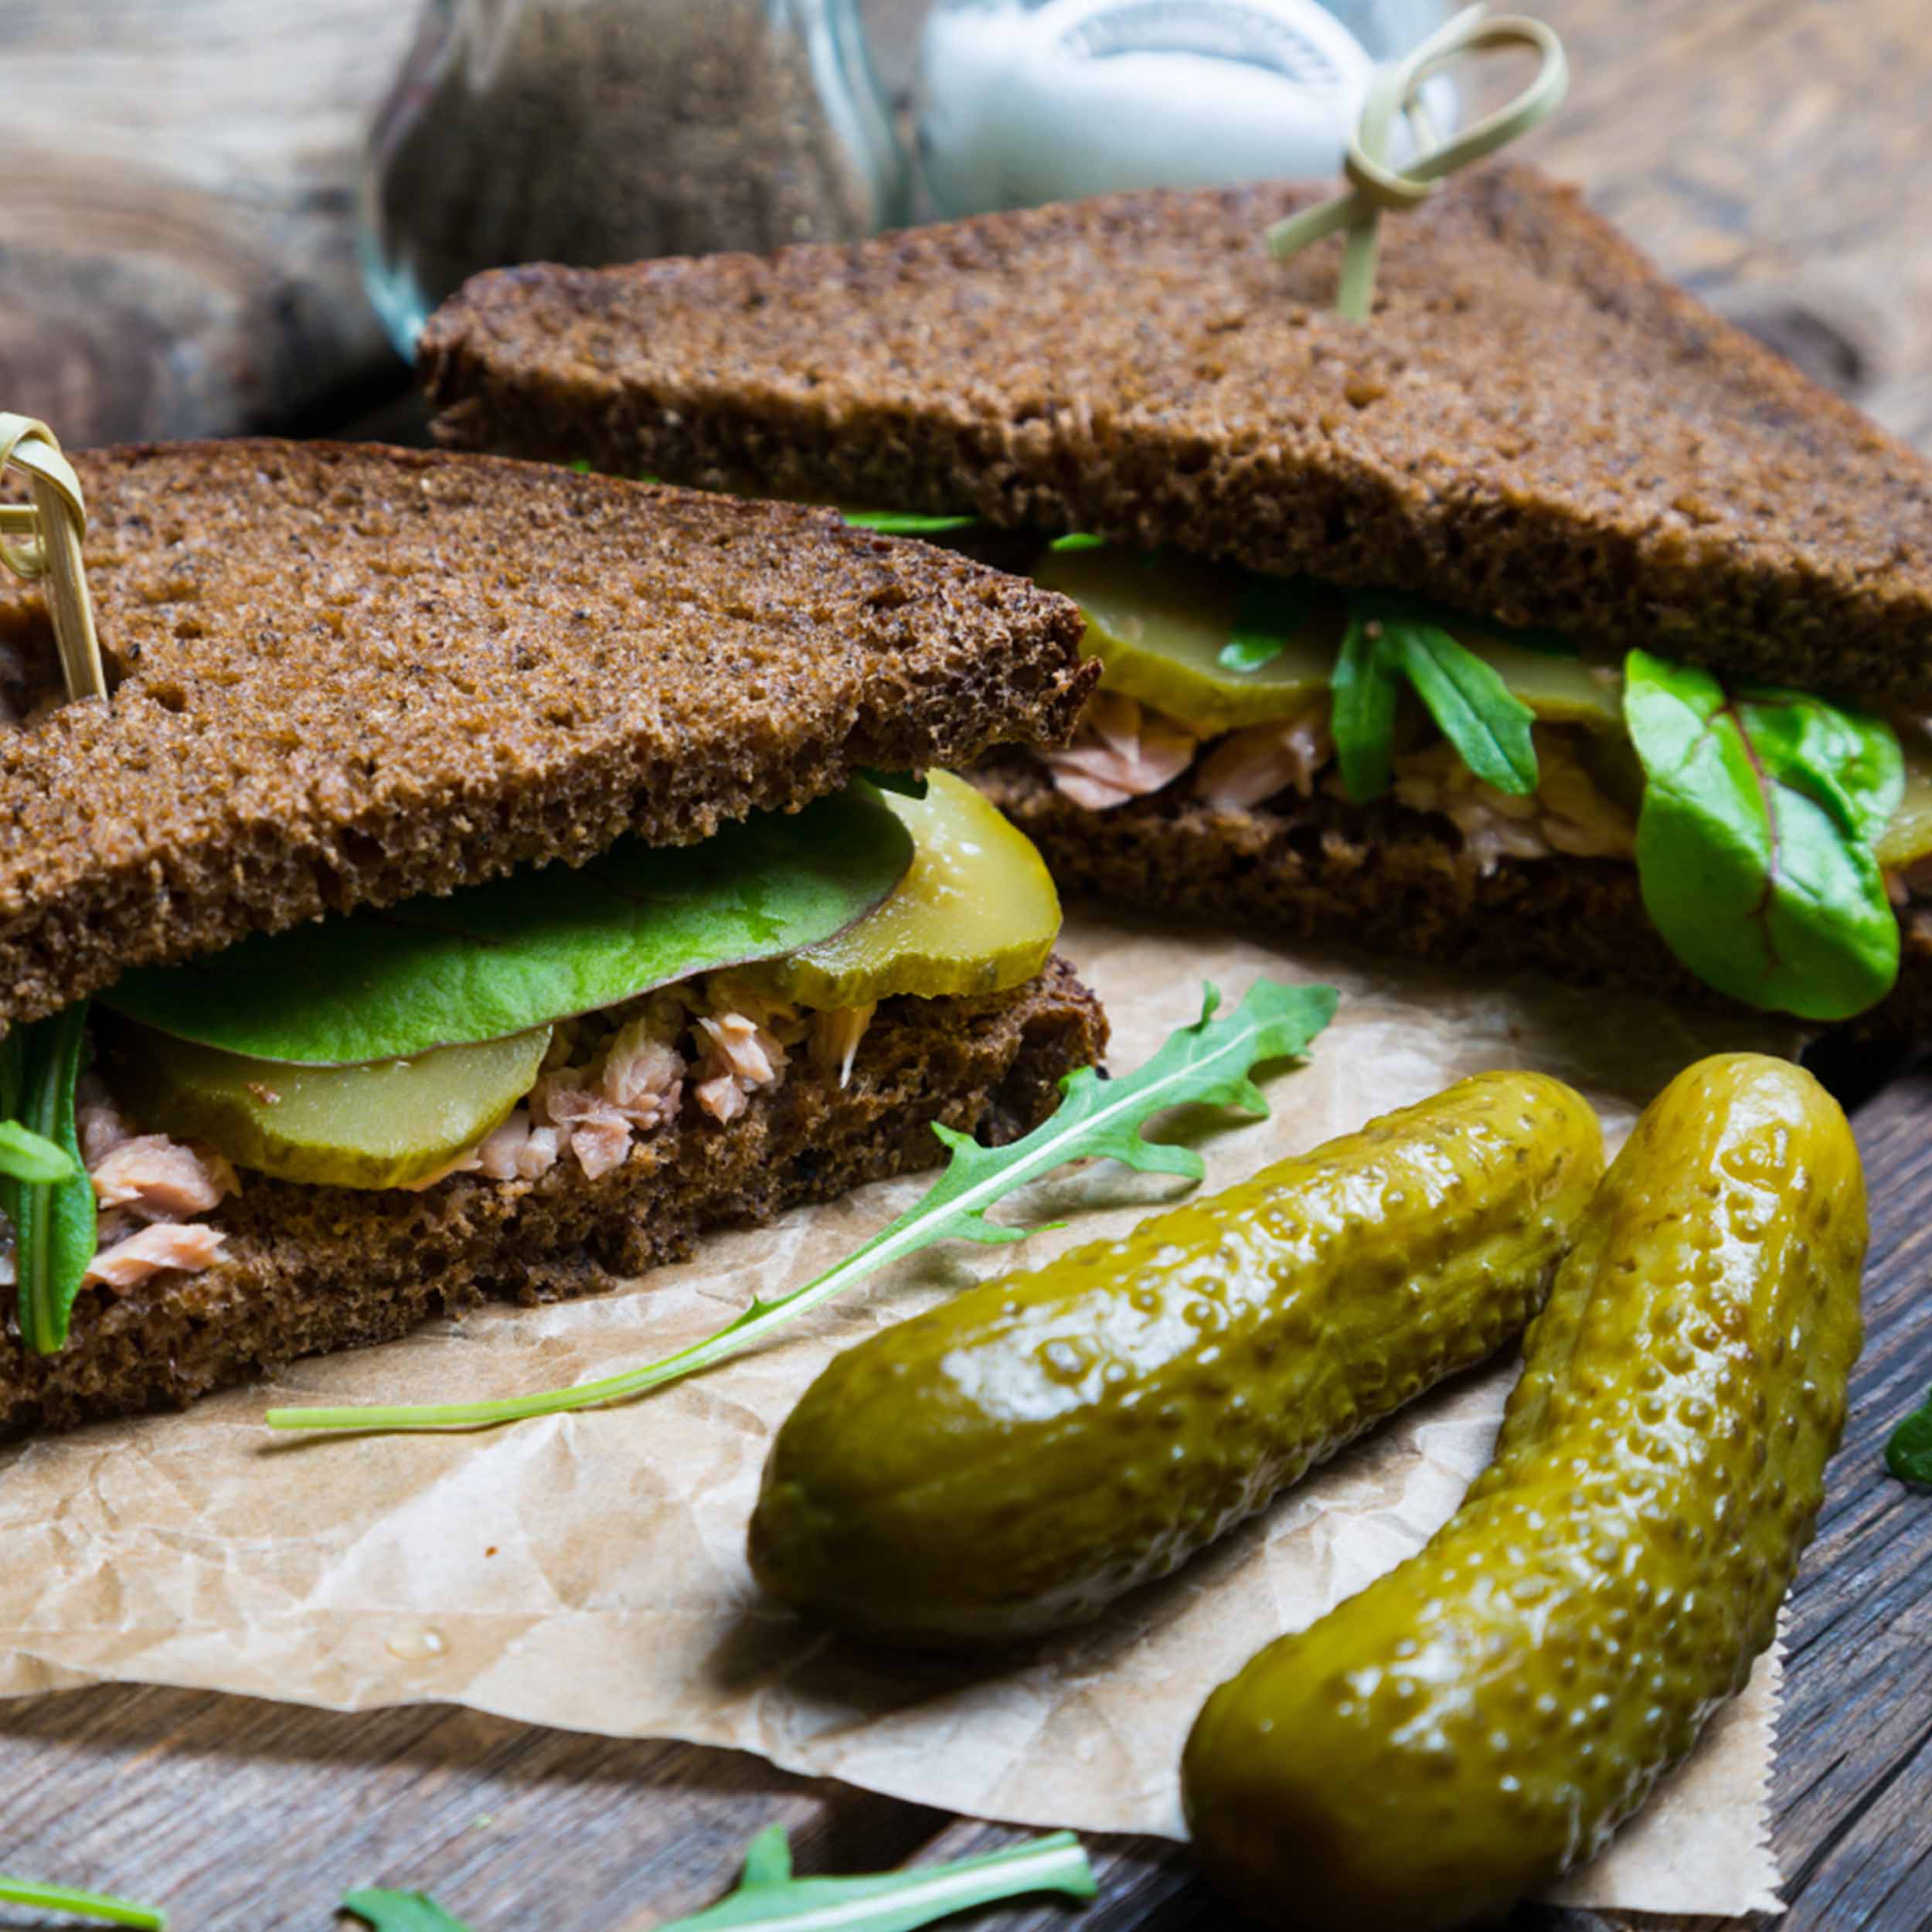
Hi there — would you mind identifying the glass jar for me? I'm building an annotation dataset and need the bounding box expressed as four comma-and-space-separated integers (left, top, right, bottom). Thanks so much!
358, 0, 911, 359
915, 0, 1454, 220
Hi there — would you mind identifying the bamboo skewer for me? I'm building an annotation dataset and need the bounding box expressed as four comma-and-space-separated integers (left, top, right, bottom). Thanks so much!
0, 413, 107, 703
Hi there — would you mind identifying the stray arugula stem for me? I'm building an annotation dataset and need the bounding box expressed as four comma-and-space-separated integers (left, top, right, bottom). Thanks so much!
267, 980, 1337, 1434
0, 1876, 165, 1930
341, 1827, 1094, 1932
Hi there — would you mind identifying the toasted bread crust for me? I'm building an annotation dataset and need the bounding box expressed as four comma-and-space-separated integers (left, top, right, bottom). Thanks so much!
979, 760, 1932, 1040
423, 165, 1932, 709
0, 440, 1094, 1029
0, 959, 1105, 1434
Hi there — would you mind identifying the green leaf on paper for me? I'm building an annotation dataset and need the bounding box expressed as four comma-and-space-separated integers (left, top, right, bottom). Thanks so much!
1623, 649, 1903, 1021
841, 510, 979, 536
0, 1874, 166, 1929
101, 787, 913, 1066
1329, 594, 1539, 803
267, 978, 1338, 1433
1, 1002, 97, 1355
1217, 573, 1314, 675
1885, 1386, 1932, 1485
342, 1890, 473, 1932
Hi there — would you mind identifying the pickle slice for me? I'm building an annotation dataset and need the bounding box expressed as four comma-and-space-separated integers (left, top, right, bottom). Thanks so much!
760, 772, 1060, 1007
105, 1020, 553, 1189
1035, 545, 1626, 738
1032, 546, 1338, 736
1878, 730, 1932, 868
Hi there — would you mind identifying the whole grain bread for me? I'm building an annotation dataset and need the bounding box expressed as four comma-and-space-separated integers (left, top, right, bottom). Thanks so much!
0, 440, 1094, 1030
0, 957, 1105, 1434
979, 759, 1932, 1041
422, 165, 1932, 710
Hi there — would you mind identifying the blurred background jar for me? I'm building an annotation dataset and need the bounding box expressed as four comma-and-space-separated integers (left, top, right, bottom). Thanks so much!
357, 0, 911, 359
915, 0, 1454, 219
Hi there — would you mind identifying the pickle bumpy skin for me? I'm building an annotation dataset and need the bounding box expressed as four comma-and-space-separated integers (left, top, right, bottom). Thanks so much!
749, 1070, 1603, 1648
1182, 1053, 1866, 1932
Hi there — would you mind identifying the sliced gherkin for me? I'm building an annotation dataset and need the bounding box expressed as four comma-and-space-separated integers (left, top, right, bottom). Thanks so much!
1182, 1053, 1866, 1932
757, 771, 1060, 1008
106, 1020, 553, 1190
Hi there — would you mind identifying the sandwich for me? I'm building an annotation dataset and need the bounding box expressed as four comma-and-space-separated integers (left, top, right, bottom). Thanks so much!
420, 163, 1932, 1034
0, 440, 1105, 1433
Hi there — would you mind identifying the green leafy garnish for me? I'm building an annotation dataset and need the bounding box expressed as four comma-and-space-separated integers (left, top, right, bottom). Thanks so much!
1218, 574, 1313, 675
267, 978, 1337, 1433
0, 1119, 77, 1184
1, 1002, 97, 1355
1047, 532, 1107, 553
1623, 649, 1903, 1021
0, 1874, 165, 1929
339, 1830, 1091, 1932
841, 511, 979, 536
1886, 1387, 1932, 1485
342, 1890, 472, 1932
1330, 594, 1539, 802
103, 788, 911, 1066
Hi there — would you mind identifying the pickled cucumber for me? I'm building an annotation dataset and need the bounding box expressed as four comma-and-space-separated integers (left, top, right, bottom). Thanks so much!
748, 1070, 1604, 1648
104, 1019, 553, 1189
757, 771, 1060, 1007
1182, 1053, 1866, 1932
1032, 545, 1624, 739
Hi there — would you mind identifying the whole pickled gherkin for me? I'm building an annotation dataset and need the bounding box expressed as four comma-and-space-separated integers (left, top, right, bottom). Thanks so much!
1182, 1053, 1866, 1932
748, 1070, 1604, 1648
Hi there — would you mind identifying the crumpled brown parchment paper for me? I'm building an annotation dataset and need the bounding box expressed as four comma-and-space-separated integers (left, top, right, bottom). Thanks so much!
0, 914, 1792, 1916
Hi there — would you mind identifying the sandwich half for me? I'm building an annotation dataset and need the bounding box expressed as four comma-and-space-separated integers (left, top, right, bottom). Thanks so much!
0, 440, 1104, 1432
422, 163, 1932, 1035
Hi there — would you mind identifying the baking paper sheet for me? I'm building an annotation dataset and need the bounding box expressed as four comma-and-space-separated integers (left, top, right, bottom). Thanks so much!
0, 913, 1791, 1915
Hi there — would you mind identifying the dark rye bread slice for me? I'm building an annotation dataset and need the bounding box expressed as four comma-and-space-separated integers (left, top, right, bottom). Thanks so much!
980, 759, 1932, 1042
0, 440, 1094, 1031
0, 958, 1105, 1434
422, 163, 1932, 711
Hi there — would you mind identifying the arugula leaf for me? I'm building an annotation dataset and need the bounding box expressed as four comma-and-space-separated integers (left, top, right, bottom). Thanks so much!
1623, 650, 1903, 1021
1047, 532, 1107, 553
653, 1826, 1095, 1932
841, 511, 979, 536
0, 1118, 76, 1184
1329, 596, 1538, 802
1886, 1386, 1932, 1485
1218, 574, 1313, 675
1329, 607, 1404, 801
266, 978, 1338, 1432
335, 1830, 1091, 1932
342, 1890, 472, 1932
1, 1003, 97, 1355
102, 789, 911, 1066
0, 1875, 165, 1929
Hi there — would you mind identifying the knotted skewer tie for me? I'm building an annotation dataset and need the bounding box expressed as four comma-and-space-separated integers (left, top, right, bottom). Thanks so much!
1268, 4, 1569, 319
0, 413, 105, 702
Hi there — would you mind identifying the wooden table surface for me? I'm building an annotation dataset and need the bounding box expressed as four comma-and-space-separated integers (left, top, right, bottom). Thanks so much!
3, 3, 1931, 1929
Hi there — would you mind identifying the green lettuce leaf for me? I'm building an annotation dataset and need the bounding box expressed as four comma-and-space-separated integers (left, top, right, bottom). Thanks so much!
101, 787, 912, 1066
0, 1118, 76, 1184
1886, 1386, 1932, 1485
1, 1002, 97, 1355
267, 978, 1338, 1433
1330, 596, 1538, 802
1623, 650, 1903, 1020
